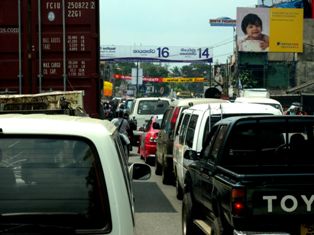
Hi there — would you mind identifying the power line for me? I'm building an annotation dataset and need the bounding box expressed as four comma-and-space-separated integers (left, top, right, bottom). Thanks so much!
214, 52, 233, 59
211, 40, 233, 48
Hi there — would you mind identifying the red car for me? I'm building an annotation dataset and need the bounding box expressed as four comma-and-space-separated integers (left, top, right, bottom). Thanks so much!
138, 115, 162, 166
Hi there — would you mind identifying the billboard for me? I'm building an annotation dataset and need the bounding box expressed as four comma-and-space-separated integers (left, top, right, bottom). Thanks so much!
100, 45, 213, 63
237, 7, 303, 52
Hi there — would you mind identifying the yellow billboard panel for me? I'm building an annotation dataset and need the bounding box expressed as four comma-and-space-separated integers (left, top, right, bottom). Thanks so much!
269, 8, 303, 52
103, 81, 113, 97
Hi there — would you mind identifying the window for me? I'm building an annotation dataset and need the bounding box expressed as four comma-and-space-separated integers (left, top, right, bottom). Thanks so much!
209, 125, 228, 161
0, 136, 111, 230
138, 100, 169, 115
161, 108, 173, 131
178, 114, 190, 144
185, 114, 198, 148
223, 120, 314, 166
174, 107, 186, 136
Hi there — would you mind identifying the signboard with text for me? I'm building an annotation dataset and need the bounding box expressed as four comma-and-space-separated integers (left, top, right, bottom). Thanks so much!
100, 45, 213, 62
209, 17, 236, 27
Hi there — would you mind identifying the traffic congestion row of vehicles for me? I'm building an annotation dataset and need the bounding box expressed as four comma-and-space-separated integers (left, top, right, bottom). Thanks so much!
126, 94, 314, 235
127, 95, 283, 184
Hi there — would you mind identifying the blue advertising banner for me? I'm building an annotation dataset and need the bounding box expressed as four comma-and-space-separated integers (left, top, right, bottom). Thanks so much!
209, 17, 236, 27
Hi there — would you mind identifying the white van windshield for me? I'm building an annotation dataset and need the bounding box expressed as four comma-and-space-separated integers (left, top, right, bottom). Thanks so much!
138, 100, 169, 115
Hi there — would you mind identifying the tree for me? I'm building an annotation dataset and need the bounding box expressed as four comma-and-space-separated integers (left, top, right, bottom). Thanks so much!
235, 70, 258, 89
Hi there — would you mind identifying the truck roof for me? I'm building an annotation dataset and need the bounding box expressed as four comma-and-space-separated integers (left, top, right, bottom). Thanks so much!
215, 114, 314, 126
188, 102, 282, 115
170, 98, 229, 107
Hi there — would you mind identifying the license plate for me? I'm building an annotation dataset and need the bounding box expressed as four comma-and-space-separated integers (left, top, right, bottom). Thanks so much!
301, 224, 314, 235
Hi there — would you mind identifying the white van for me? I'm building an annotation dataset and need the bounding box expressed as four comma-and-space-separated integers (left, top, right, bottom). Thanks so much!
234, 97, 284, 114
172, 102, 282, 200
128, 97, 175, 145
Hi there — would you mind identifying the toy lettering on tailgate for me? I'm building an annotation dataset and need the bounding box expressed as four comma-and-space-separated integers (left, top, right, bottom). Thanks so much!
263, 195, 314, 213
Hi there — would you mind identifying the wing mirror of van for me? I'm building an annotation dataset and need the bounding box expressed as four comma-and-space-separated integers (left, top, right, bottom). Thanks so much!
184, 149, 199, 160
129, 163, 151, 180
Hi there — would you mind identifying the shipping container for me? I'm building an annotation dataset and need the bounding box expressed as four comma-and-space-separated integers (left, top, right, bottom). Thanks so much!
0, 0, 101, 118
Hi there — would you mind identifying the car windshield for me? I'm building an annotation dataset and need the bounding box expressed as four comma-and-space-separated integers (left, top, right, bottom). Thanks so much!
0, 137, 110, 230
138, 100, 169, 115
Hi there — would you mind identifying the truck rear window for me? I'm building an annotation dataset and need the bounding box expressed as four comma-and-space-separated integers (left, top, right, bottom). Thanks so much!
0, 137, 110, 231
222, 121, 314, 167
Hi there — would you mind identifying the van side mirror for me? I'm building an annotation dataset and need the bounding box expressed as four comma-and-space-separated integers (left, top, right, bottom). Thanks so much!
129, 163, 151, 180
184, 149, 199, 160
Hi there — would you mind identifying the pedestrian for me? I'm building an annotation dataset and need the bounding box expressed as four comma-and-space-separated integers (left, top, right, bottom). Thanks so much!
111, 110, 131, 158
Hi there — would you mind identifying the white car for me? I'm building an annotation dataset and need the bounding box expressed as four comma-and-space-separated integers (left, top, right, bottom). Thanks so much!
128, 97, 175, 145
0, 114, 150, 234
234, 96, 284, 114
172, 102, 282, 200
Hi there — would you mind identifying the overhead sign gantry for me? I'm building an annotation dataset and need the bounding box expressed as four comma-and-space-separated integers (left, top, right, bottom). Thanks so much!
100, 45, 213, 63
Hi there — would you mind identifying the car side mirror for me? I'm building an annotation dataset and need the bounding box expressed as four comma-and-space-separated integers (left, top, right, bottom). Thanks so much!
184, 149, 199, 160
129, 163, 151, 180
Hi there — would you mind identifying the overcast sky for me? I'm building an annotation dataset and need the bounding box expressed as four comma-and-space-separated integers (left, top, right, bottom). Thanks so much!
99, 0, 258, 65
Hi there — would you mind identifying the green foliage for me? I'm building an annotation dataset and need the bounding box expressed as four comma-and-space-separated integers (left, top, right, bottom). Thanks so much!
235, 70, 258, 88
141, 63, 169, 77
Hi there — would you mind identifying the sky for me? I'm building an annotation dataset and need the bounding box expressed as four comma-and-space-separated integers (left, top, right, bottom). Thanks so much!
99, 0, 258, 66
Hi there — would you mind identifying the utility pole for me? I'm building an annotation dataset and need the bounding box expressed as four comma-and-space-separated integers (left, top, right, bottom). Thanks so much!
136, 61, 139, 97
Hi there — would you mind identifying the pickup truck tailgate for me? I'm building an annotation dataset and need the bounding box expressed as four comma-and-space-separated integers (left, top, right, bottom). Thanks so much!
245, 172, 314, 216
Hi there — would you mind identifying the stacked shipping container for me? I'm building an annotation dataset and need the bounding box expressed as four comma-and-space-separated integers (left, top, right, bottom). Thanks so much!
0, 0, 100, 117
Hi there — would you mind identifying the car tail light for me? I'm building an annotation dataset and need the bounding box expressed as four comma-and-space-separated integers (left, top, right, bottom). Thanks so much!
146, 132, 158, 143
170, 107, 180, 129
231, 188, 246, 216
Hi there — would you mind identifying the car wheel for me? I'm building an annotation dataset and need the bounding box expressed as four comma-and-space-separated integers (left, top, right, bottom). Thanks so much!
162, 164, 171, 185
150, 157, 156, 166
209, 214, 223, 235
155, 158, 162, 175
182, 192, 198, 235
145, 157, 155, 166
176, 177, 183, 200
162, 163, 175, 185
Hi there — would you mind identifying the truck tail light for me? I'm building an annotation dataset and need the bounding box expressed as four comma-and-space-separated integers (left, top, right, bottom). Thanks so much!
231, 188, 246, 216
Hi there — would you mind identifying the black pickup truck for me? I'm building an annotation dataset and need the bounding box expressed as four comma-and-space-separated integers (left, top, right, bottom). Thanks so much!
182, 115, 314, 235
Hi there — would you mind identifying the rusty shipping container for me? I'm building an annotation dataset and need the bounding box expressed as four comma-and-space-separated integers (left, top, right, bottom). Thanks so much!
0, 0, 101, 118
